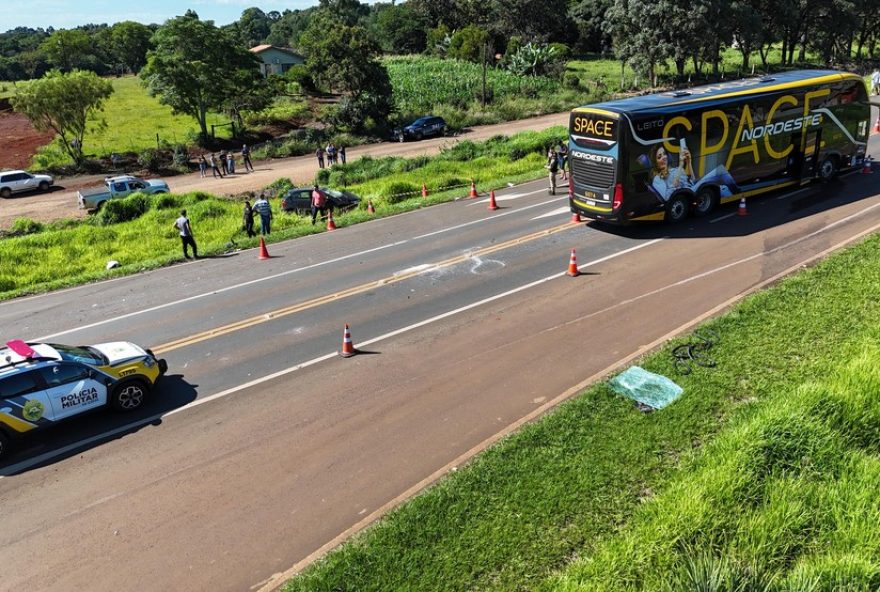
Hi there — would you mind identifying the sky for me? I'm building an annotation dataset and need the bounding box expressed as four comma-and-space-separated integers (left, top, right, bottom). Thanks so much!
0, 0, 349, 34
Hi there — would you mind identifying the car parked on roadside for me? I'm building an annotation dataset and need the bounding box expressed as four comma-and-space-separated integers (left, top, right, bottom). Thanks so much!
0, 339, 167, 460
77, 175, 170, 212
281, 187, 361, 215
0, 170, 54, 198
394, 116, 447, 142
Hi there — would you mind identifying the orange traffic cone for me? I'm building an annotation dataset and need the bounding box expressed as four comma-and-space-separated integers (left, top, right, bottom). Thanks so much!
873, 117, 880, 133
571, 212, 582, 223
566, 249, 580, 277
258, 237, 271, 260
422, 183, 428, 198
367, 200, 375, 214
326, 210, 337, 230
469, 180, 478, 198
488, 189, 499, 211
862, 157, 874, 174
737, 197, 748, 216
339, 323, 357, 358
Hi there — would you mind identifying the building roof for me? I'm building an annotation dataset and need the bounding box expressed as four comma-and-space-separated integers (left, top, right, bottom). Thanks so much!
249, 45, 303, 60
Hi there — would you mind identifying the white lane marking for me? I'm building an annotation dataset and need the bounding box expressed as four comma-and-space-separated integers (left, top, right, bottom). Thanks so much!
413, 197, 563, 239
532, 206, 574, 220
36, 196, 565, 341
776, 188, 810, 200
0, 239, 662, 477
468, 188, 545, 205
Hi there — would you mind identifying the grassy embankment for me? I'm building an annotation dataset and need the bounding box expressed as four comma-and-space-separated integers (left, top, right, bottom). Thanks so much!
0, 127, 565, 299
277, 231, 880, 591
28, 75, 231, 169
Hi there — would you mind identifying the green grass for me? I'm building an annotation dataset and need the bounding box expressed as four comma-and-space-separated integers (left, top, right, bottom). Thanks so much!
0, 127, 565, 299
30, 75, 232, 169
276, 232, 880, 591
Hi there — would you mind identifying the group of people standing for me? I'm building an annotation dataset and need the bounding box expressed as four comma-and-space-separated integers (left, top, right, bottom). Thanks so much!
198, 144, 255, 178
315, 143, 346, 169
242, 193, 274, 238
546, 142, 569, 195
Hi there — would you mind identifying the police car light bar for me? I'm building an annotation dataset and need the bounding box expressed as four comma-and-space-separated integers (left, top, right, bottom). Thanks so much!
6, 340, 38, 359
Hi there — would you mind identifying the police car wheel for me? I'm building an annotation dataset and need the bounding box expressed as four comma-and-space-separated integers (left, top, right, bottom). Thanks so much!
111, 380, 148, 412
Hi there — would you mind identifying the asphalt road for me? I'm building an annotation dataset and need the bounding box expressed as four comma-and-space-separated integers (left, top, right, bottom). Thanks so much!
2, 137, 880, 591
0, 111, 569, 230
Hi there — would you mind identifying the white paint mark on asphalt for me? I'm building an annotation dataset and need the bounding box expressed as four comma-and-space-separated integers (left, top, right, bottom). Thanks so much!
532, 206, 573, 220
468, 188, 544, 205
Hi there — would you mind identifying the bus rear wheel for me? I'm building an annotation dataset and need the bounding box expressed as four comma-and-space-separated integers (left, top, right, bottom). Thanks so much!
666, 194, 690, 223
692, 186, 718, 217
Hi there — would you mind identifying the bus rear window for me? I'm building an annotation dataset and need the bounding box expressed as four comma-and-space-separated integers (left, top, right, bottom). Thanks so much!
570, 112, 617, 147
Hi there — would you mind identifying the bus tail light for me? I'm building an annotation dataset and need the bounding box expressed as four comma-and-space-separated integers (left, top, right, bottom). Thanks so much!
612, 184, 623, 210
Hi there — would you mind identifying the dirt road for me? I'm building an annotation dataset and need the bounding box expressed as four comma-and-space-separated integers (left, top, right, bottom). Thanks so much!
0, 112, 568, 231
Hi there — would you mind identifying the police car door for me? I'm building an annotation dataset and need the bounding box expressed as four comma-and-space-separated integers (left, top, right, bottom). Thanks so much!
1, 370, 56, 430
39, 363, 108, 420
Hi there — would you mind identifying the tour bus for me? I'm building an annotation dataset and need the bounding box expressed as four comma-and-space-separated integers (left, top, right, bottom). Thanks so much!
568, 69, 870, 224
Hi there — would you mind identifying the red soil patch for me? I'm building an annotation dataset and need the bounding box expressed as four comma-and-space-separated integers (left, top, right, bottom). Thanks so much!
0, 106, 55, 170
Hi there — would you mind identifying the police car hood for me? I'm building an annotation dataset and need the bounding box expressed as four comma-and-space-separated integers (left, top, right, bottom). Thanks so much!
90, 341, 148, 365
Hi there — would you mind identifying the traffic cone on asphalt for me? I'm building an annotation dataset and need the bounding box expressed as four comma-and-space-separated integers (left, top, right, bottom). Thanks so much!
422, 183, 428, 198
258, 237, 271, 260
367, 200, 375, 214
339, 324, 357, 358
873, 117, 880, 133
566, 249, 581, 277
571, 211, 582, 223
326, 210, 337, 230
488, 189, 499, 211
737, 197, 748, 216
469, 180, 478, 198
862, 156, 874, 174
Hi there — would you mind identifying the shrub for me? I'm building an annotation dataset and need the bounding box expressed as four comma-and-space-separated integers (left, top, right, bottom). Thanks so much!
563, 72, 580, 88
97, 193, 151, 225
11, 218, 44, 235
137, 148, 162, 173
264, 177, 295, 197
154, 193, 180, 210
379, 181, 420, 203
172, 144, 189, 166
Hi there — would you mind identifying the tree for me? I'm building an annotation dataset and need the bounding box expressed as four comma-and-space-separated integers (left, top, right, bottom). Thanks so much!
369, 3, 430, 54
235, 8, 272, 47
299, 11, 392, 131
604, 0, 672, 87
266, 9, 314, 48
110, 21, 154, 74
39, 29, 92, 72
10, 69, 113, 164
447, 25, 489, 63
140, 11, 264, 142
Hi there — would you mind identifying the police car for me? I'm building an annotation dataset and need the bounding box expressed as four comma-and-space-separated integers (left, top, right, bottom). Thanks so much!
0, 340, 167, 460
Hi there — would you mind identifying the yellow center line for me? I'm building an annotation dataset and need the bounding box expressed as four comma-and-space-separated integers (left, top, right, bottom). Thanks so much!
152, 222, 575, 354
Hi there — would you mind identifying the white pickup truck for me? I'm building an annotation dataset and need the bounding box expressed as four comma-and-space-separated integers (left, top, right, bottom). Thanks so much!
77, 175, 170, 211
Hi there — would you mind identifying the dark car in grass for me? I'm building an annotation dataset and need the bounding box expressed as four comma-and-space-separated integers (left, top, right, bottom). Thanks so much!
281, 187, 361, 215
394, 116, 447, 142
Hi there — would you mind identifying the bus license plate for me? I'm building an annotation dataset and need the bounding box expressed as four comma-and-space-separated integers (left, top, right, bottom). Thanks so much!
586, 199, 596, 206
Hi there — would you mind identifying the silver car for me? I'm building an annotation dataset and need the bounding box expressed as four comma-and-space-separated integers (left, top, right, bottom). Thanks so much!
0, 170, 54, 198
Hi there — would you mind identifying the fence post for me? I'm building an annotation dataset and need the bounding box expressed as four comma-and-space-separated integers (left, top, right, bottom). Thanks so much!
211, 124, 215, 139
156, 133, 160, 150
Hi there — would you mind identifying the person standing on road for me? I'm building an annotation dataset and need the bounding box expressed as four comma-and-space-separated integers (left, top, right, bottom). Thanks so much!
557, 142, 568, 181
872, 69, 880, 95
316, 146, 325, 169
209, 153, 224, 178
311, 184, 327, 225
241, 144, 254, 172
172, 209, 198, 259
227, 151, 235, 174
253, 193, 273, 235
198, 155, 207, 178
339, 145, 346, 165
547, 146, 559, 195
242, 200, 256, 237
